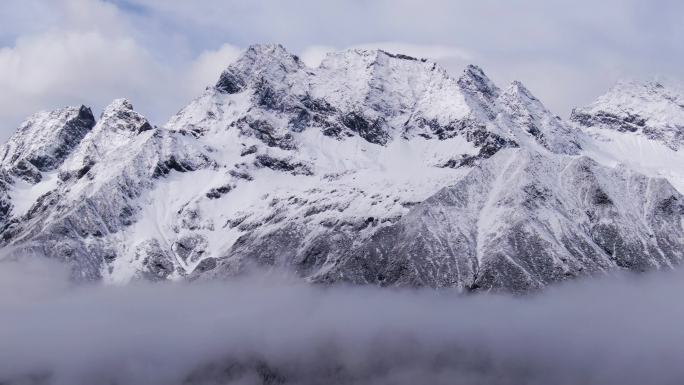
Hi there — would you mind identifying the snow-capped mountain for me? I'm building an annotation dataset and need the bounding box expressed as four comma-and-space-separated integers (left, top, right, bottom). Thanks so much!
0, 44, 682, 292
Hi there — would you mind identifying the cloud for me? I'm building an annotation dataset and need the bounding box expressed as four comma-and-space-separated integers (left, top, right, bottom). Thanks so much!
0, 27, 241, 141
2, 257, 684, 385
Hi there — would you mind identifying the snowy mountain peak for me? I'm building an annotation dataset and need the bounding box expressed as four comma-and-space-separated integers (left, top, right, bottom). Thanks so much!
99, 98, 152, 134
496, 80, 582, 155
0, 105, 96, 183
104, 98, 134, 112
216, 43, 304, 94
498, 80, 548, 114
457, 64, 500, 99
571, 80, 684, 149
454, 64, 501, 121
237, 43, 303, 71
502, 80, 537, 101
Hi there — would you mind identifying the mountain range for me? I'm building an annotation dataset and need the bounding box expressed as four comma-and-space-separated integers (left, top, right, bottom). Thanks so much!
1, 44, 682, 292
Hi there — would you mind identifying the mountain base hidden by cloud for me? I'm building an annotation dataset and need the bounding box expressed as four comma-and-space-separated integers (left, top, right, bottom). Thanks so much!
2, 257, 684, 385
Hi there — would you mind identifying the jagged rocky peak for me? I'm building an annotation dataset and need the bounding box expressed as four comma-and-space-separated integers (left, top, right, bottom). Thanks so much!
571, 80, 684, 149
0, 105, 96, 183
216, 43, 304, 94
98, 98, 153, 134
457, 64, 501, 101
498, 80, 558, 116
497, 80, 581, 155
501, 80, 538, 101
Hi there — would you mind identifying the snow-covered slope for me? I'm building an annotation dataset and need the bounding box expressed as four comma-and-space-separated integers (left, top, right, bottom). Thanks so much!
0, 44, 682, 292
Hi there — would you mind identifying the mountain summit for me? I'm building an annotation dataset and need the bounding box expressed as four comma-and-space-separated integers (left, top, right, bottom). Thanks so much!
0, 44, 682, 292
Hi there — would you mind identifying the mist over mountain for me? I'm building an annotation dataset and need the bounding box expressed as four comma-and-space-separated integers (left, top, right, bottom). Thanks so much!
2, 257, 684, 385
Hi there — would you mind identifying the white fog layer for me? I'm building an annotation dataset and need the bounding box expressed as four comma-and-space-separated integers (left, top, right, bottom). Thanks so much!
1, 258, 684, 385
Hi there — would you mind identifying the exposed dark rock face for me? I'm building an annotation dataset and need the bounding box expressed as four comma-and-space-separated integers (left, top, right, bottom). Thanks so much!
341, 112, 390, 145
153, 156, 199, 178
216, 69, 247, 94
440, 130, 519, 168
240, 145, 258, 156
571, 110, 647, 133
138, 239, 175, 280
172, 234, 208, 263
206, 185, 232, 199
254, 154, 313, 176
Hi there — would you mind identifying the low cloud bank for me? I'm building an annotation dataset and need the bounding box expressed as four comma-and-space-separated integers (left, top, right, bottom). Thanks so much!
1, 258, 684, 385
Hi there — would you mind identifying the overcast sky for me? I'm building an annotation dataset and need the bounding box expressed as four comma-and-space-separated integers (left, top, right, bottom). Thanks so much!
0, 0, 682, 140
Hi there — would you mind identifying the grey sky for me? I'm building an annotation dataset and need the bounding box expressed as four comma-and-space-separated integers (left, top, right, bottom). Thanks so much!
0, 0, 682, 140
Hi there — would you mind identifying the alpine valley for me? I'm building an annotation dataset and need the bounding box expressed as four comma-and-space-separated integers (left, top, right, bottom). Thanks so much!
1, 44, 683, 293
